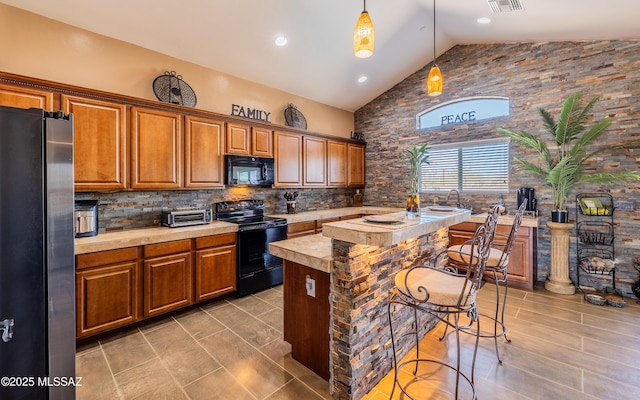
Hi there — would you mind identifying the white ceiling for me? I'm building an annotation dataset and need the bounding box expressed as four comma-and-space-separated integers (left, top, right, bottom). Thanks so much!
2, 0, 639, 111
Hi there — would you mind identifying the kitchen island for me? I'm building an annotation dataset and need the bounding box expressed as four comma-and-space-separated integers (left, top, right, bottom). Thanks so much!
270, 209, 471, 400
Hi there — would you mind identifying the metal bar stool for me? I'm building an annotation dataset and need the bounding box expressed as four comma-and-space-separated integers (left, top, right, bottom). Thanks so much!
445, 200, 527, 363
387, 211, 499, 399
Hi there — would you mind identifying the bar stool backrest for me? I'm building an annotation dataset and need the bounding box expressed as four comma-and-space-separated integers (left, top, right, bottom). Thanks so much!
459, 210, 500, 307
494, 199, 528, 269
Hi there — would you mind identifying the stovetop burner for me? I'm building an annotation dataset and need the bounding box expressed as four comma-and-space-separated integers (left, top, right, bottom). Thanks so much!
215, 200, 287, 228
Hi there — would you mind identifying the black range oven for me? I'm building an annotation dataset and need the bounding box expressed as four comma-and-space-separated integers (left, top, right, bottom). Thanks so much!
215, 200, 287, 297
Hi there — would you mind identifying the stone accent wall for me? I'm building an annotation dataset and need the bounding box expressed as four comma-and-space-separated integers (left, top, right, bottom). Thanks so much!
75, 187, 357, 231
329, 228, 448, 400
355, 40, 640, 297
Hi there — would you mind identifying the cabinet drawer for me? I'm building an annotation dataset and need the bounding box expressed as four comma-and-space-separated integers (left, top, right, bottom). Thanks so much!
316, 217, 340, 231
195, 233, 237, 249
288, 221, 316, 235
76, 247, 139, 270
450, 222, 478, 232
144, 239, 192, 258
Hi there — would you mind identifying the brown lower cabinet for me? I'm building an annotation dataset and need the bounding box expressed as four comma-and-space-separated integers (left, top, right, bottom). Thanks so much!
76, 233, 237, 339
448, 222, 536, 290
143, 239, 193, 318
194, 233, 237, 302
76, 247, 141, 338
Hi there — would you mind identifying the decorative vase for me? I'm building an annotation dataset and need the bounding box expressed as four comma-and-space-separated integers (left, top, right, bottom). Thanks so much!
406, 193, 420, 219
551, 210, 569, 223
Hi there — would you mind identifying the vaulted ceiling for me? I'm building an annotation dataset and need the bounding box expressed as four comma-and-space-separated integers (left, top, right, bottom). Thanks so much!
2, 0, 638, 111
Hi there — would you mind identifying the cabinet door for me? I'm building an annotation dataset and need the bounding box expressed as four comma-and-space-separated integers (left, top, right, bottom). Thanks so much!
252, 127, 273, 157
501, 227, 533, 290
274, 131, 303, 186
143, 252, 192, 317
131, 107, 182, 189
184, 115, 224, 188
62, 95, 127, 191
347, 143, 365, 187
76, 261, 139, 338
0, 83, 54, 110
225, 122, 250, 155
303, 136, 327, 186
195, 244, 237, 302
327, 141, 347, 187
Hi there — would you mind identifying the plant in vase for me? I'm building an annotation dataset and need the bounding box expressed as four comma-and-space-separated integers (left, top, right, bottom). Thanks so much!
402, 143, 430, 218
498, 92, 640, 223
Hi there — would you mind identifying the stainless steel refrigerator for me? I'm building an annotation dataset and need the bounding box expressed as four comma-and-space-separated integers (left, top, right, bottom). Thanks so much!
0, 106, 76, 400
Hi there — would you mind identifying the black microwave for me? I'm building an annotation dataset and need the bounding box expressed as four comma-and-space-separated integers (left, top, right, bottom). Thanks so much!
225, 155, 275, 187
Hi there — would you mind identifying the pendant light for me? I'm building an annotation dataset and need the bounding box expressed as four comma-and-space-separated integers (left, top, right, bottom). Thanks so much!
353, 0, 375, 58
427, 0, 443, 96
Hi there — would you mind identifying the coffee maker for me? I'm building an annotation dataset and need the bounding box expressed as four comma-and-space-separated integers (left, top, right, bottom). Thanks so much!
517, 187, 537, 214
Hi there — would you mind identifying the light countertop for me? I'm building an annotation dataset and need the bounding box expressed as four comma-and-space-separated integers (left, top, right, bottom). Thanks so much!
74, 222, 238, 254
268, 206, 404, 223
468, 213, 540, 228
322, 210, 471, 247
269, 234, 333, 273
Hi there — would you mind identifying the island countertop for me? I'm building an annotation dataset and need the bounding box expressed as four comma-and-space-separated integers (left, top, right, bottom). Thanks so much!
322, 209, 471, 247
269, 234, 332, 273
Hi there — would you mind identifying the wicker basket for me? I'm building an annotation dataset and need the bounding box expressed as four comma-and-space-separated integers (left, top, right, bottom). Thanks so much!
585, 294, 606, 306
605, 294, 626, 307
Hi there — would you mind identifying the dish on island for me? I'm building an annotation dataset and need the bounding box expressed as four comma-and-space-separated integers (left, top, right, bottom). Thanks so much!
425, 206, 461, 213
363, 215, 404, 224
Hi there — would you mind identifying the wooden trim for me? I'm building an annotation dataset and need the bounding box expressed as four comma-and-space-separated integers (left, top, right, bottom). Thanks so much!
0, 71, 366, 145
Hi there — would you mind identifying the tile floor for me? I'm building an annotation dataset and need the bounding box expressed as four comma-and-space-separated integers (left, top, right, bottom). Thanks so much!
76, 284, 640, 400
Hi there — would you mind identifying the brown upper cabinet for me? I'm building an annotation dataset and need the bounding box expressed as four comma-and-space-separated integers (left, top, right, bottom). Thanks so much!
225, 122, 250, 155
347, 143, 365, 187
62, 95, 128, 192
0, 83, 54, 111
184, 115, 225, 188
327, 140, 347, 187
303, 136, 327, 186
130, 107, 182, 189
226, 123, 273, 157
0, 74, 366, 192
252, 126, 273, 157
274, 131, 303, 186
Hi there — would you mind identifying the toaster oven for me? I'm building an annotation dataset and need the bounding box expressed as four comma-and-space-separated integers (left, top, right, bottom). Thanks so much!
162, 209, 213, 228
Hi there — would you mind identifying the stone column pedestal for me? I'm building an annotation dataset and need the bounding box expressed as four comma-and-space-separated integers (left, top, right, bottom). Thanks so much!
545, 221, 576, 294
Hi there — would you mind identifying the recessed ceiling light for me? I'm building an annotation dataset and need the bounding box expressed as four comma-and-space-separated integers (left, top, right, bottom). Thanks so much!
275, 36, 288, 46
358, 75, 368, 83
477, 17, 491, 24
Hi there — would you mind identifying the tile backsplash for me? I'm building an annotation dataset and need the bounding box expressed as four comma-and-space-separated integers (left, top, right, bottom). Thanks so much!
76, 187, 358, 231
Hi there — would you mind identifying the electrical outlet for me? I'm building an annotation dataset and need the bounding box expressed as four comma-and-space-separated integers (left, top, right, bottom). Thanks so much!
305, 275, 316, 297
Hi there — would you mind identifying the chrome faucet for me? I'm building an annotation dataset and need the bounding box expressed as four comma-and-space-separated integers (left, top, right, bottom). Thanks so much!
446, 190, 461, 208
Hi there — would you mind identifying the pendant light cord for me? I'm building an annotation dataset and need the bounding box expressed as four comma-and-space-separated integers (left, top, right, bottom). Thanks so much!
433, 0, 437, 65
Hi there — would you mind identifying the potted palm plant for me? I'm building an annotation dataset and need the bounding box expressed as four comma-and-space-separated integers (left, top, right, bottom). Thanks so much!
403, 144, 430, 218
499, 92, 640, 223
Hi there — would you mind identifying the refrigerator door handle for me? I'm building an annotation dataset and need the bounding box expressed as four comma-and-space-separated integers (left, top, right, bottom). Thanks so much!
1, 318, 14, 342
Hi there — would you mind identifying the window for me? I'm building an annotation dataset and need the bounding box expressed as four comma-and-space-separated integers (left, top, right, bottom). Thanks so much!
420, 139, 510, 192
